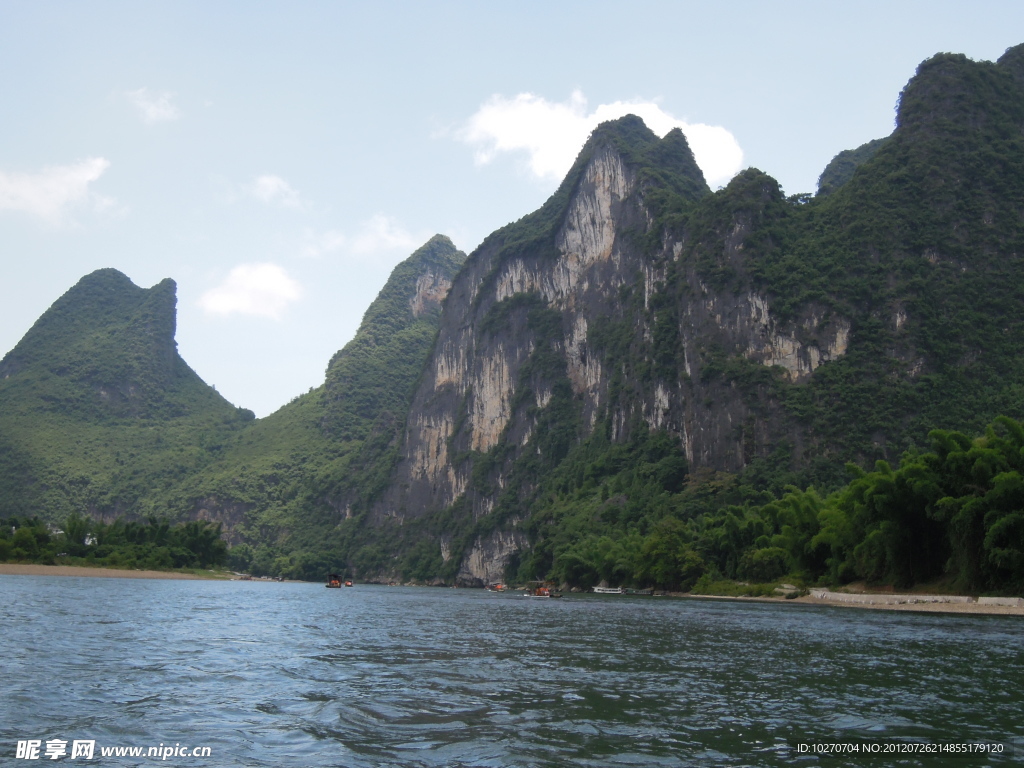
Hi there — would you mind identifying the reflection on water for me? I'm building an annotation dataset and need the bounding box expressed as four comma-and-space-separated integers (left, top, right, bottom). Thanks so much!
1, 578, 1021, 766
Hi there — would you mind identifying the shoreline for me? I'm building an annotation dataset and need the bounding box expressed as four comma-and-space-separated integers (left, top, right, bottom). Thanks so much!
0, 564, 227, 580
685, 592, 1024, 616
795, 594, 1024, 615
3, 565, 1022, 615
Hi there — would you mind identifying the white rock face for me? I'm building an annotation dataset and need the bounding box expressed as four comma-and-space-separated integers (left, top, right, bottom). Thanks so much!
493, 147, 632, 309
557, 148, 630, 273
409, 412, 450, 480
434, 337, 468, 388
409, 271, 453, 317
408, 412, 464, 506
458, 529, 528, 585
495, 258, 537, 302
433, 145, 633, 461
470, 345, 515, 452
743, 292, 850, 380
565, 314, 602, 400
389, 144, 642, 533
647, 384, 671, 429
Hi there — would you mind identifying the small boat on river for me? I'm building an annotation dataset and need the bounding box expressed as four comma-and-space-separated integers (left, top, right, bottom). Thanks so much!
326, 574, 342, 588
592, 586, 624, 594
525, 585, 562, 598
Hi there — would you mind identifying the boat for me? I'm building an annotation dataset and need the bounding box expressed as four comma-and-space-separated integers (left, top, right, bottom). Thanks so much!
344, 580, 353, 587
524, 585, 562, 598
326, 573, 342, 588
592, 586, 624, 594
485, 583, 506, 592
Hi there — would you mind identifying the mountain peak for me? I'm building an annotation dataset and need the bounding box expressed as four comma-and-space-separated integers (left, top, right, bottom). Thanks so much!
997, 42, 1024, 85
580, 115, 709, 205
320, 234, 467, 440
0, 269, 224, 420
895, 50, 1024, 138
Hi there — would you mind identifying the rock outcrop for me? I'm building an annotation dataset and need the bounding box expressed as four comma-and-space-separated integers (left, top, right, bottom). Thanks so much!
370, 118, 856, 582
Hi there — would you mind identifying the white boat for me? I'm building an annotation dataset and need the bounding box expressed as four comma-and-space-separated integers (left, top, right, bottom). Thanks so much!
592, 586, 624, 594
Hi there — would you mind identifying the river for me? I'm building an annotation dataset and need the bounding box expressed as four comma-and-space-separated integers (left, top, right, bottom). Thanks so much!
1, 577, 1021, 766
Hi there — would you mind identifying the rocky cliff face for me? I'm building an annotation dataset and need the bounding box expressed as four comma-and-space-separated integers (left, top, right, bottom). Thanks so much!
370, 119, 861, 584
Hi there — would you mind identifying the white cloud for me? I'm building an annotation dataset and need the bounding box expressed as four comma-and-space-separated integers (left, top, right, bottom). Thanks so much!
247, 175, 304, 209
459, 90, 744, 188
350, 214, 420, 255
126, 87, 181, 124
199, 263, 302, 320
0, 157, 114, 222
300, 216, 424, 260
301, 228, 347, 258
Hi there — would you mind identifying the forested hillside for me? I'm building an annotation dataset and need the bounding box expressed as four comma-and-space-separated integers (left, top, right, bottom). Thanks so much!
320, 44, 1024, 591
0, 269, 254, 520
3, 46, 1023, 592
0, 236, 466, 579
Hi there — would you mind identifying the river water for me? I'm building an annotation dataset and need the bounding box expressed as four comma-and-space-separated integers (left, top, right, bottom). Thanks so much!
1, 577, 1021, 766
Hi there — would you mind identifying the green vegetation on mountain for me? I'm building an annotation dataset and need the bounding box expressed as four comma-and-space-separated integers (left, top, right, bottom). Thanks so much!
0, 269, 254, 521
0, 237, 466, 578
3, 47, 1024, 594
816, 137, 889, 196
506, 415, 1024, 594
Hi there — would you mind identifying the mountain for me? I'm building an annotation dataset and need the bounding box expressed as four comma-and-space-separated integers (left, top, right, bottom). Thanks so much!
0, 269, 253, 519
319, 44, 1024, 587
146, 234, 468, 575
0, 237, 467, 562
5, 45, 1024, 592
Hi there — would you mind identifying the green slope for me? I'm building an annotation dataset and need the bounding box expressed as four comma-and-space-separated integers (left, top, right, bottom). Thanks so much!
0, 269, 253, 519
0, 236, 466, 566
165, 235, 467, 575
816, 137, 890, 196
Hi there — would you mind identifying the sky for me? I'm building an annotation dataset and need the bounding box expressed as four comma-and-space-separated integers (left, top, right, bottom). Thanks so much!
2, 2, 1023, 417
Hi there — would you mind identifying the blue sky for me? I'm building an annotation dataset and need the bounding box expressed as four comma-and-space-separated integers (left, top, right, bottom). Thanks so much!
2, 1, 1022, 416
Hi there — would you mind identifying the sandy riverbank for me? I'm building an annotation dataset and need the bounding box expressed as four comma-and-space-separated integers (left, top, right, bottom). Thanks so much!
0, 564, 226, 580
794, 593, 1024, 616
686, 592, 1024, 616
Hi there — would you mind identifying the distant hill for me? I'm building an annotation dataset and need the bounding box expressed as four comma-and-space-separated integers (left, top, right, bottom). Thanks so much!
0, 269, 253, 519
0, 237, 466, 551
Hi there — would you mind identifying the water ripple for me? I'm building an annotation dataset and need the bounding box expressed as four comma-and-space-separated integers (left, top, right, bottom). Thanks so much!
1, 578, 1022, 766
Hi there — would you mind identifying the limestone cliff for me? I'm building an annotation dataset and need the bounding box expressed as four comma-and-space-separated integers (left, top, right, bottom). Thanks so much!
368, 118, 862, 584
223, 45, 1024, 584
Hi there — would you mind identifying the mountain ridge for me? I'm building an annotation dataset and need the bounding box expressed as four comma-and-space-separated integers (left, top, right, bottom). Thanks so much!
322, 42, 1024, 587
4, 44, 1024, 592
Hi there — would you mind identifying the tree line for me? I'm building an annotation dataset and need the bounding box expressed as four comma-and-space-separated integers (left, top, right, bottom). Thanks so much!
518, 416, 1024, 595
0, 514, 228, 571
